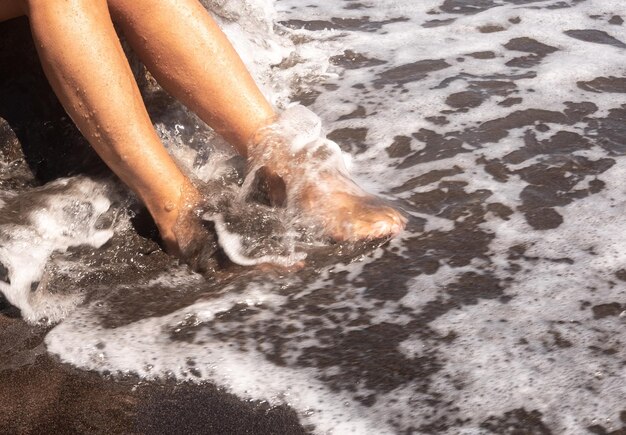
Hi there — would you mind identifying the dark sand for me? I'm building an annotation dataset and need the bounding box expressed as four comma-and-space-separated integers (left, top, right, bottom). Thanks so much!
0, 17, 307, 435
0, 313, 305, 434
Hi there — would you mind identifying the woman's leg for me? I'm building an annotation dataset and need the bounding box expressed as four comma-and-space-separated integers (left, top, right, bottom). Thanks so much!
108, 0, 406, 240
108, 0, 272, 156
19, 0, 200, 255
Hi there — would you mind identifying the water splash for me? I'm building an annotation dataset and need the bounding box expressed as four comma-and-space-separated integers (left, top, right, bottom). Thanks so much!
0, 177, 115, 323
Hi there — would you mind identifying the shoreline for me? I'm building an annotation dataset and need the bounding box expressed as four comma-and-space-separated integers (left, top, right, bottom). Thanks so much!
0, 307, 307, 434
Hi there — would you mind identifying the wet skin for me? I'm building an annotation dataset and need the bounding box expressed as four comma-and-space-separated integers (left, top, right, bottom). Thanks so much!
2, 0, 406, 268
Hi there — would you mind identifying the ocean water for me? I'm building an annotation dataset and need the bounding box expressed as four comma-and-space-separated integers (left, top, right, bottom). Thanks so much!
1, 0, 626, 433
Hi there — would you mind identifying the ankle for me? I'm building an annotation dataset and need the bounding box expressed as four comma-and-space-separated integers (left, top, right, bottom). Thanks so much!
144, 180, 202, 248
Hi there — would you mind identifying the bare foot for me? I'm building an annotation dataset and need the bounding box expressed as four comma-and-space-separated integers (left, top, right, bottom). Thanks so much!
250, 131, 407, 241
151, 180, 219, 272
300, 176, 407, 241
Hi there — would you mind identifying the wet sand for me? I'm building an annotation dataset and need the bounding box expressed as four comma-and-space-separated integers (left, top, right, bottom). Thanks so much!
0, 244, 306, 434
0, 313, 305, 434
0, 16, 307, 434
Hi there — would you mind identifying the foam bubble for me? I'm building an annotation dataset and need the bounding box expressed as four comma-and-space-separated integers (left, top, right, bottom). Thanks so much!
0, 177, 115, 323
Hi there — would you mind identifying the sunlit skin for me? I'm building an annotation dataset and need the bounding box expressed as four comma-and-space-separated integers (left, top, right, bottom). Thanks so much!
1, 0, 406, 266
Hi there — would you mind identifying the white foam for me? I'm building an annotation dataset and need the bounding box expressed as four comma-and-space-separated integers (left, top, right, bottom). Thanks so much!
208, 212, 306, 266
0, 177, 115, 323
45, 281, 397, 434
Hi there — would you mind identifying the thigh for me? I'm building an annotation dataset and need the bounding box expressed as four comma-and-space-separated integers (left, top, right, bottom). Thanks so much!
0, 0, 24, 22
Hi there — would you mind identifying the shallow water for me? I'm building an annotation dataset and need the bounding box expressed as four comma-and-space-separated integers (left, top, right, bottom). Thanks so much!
1, 0, 626, 433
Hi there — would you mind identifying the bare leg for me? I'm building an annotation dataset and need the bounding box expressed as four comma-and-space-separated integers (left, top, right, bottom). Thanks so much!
109, 0, 406, 240
108, 0, 273, 156
19, 0, 201, 255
